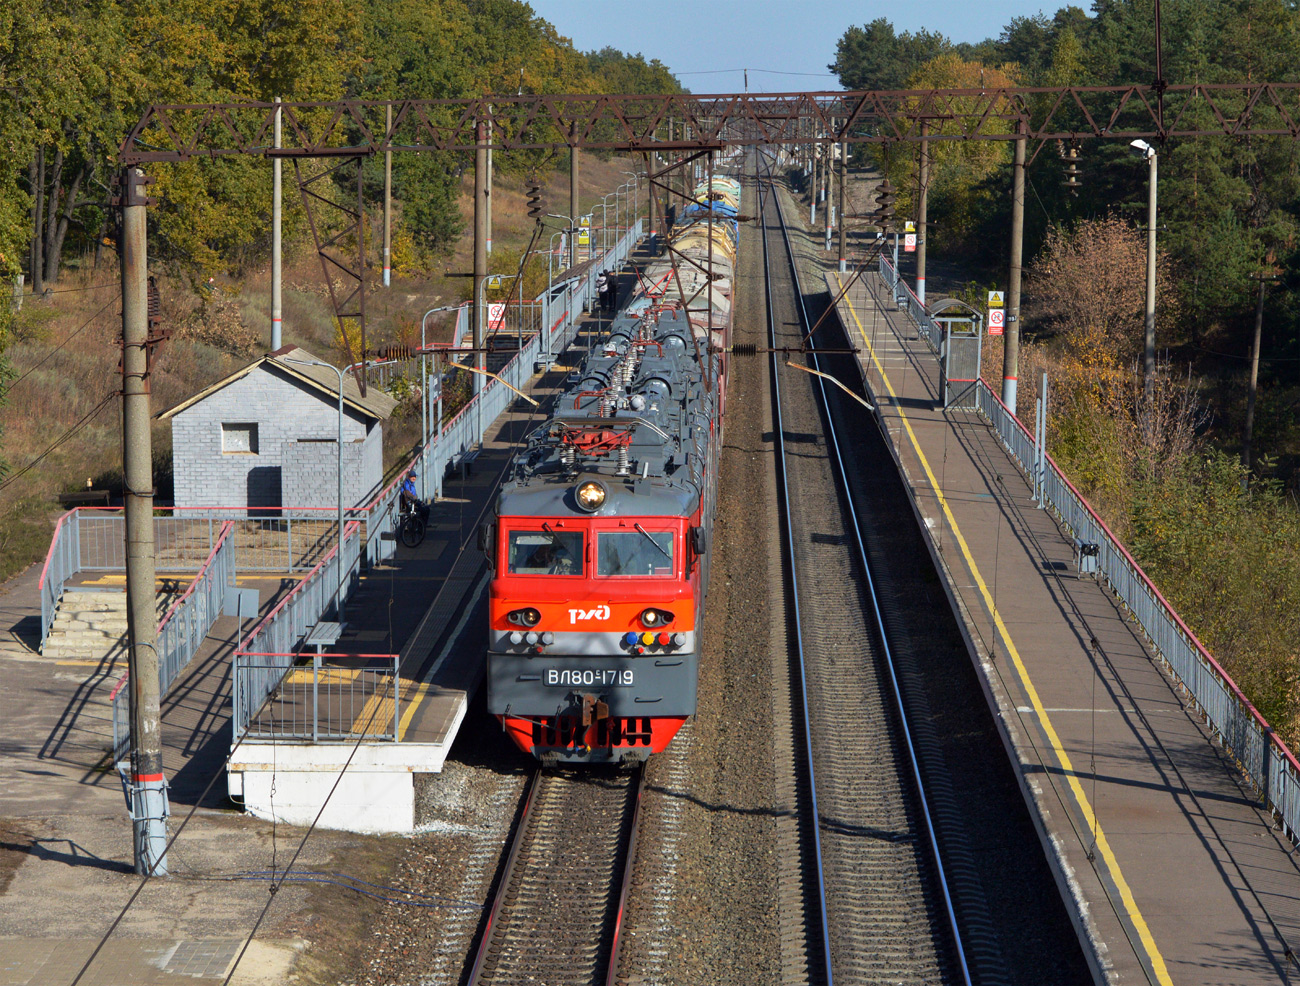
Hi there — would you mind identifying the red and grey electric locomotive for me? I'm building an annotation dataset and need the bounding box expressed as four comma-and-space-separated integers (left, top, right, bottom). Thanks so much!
484, 178, 738, 762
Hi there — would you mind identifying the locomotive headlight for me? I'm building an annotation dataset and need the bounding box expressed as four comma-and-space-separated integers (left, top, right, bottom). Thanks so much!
508, 608, 541, 627
639, 608, 674, 628
575, 480, 607, 512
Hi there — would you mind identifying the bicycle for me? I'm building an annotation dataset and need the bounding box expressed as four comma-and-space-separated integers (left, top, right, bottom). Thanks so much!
397, 497, 428, 548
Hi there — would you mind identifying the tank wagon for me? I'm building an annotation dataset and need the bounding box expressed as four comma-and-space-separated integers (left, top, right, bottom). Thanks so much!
484, 177, 738, 762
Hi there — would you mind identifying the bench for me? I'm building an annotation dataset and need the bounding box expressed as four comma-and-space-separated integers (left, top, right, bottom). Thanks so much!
303, 621, 344, 655
56, 489, 110, 507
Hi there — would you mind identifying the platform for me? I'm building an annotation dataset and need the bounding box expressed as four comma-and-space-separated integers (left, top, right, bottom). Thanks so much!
827, 268, 1300, 985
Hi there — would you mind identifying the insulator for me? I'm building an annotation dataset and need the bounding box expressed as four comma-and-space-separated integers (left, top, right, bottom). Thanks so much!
616, 446, 630, 476
561, 445, 576, 468
526, 179, 543, 219
730, 343, 757, 356
1062, 146, 1082, 196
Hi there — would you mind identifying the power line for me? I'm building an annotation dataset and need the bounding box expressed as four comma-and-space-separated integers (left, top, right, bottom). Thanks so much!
0, 390, 118, 492
676, 68, 839, 78
8, 294, 120, 389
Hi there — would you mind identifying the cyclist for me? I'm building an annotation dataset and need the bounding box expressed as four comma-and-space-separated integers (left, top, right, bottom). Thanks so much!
400, 471, 429, 523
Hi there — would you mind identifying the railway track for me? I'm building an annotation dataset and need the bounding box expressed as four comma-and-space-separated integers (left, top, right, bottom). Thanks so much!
756, 151, 972, 986
466, 766, 643, 986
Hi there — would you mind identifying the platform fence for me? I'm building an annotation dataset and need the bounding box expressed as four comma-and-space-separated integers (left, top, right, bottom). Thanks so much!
973, 381, 1300, 843
111, 521, 237, 762
879, 253, 942, 353
235, 654, 399, 742
231, 520, 362, 742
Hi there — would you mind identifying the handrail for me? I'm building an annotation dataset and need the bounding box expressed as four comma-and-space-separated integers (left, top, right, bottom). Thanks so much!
975, 379, 1300, 776
238, 519, 361, 653
37, 509, 74, 590
157, 521, 235, 632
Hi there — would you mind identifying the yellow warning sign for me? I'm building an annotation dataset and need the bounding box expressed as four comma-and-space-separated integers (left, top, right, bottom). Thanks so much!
987, 290, 1005, 307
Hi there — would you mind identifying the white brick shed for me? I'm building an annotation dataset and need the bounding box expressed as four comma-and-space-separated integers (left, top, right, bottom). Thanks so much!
159, 346, 397, 513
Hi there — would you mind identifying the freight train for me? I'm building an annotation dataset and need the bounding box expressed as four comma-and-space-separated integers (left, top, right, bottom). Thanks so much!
484, 175, 739, 762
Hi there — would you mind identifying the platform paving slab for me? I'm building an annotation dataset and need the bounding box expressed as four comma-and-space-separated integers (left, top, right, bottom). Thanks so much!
827, 267, 1300, 986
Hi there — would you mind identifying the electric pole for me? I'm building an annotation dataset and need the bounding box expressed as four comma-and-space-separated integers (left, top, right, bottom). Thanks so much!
272, 98, 282, 349
1005, 118, 1027, 414
569, 122, 579, 269
474, 119, 487, 393
837, 140, 847, 272
120, 167, 169, 877
383, 103, 392, 287
916, 120, 929, 305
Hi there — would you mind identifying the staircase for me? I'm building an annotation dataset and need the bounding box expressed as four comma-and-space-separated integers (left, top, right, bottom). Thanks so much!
42, 586, 178, 757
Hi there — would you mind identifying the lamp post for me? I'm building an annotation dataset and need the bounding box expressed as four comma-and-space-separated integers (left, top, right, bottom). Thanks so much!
1130, 139, 1158, 396
621, 172, 639, 227
282, 356, 346, 621
545, 214, 574, 285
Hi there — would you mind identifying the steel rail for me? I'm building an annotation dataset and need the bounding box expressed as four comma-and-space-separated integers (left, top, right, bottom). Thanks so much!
465, 765, 645, 986
763, 153, 972, 986
756, 150, 835, 986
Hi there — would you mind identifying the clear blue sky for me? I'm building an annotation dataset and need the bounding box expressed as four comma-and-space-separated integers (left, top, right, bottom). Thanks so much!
529, 1, 1069, 90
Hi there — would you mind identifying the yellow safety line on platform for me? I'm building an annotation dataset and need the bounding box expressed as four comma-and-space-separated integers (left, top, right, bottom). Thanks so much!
397, 680, 435, 740
835, 274, 1173, 986
80, 574, 300, 586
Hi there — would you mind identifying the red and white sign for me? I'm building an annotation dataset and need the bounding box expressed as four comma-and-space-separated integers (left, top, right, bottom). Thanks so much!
904, 233, 917, 253
488, 303, 506, 331
988, 308, 1005, 336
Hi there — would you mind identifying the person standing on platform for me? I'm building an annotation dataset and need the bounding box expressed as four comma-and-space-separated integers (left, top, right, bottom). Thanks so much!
594, 269, 607, 315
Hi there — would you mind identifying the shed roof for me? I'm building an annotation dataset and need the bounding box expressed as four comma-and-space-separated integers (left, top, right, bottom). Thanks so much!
158, 347, 397, 422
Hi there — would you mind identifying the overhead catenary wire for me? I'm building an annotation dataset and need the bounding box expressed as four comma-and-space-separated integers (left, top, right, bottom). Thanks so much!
0, 390, 118, 492
8, 293, 120, 389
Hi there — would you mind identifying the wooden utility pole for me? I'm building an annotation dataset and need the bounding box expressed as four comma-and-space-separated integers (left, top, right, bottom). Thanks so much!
120, 167, 169, 877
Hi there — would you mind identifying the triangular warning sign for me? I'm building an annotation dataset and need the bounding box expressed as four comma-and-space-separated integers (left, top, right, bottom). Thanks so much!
987, 290, 1005, 307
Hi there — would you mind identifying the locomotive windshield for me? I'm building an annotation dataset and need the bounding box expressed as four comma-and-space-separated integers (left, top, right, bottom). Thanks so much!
507, 531, 583, 575
597, 530, 675, 577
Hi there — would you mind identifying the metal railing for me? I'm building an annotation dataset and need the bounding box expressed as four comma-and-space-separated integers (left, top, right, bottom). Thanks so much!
111, 521, 237, 761
38, 510, 80, 649
232, 520, 362, 741
235, 653, 400, 742
879, 252, 942, 353
973, 380, 1300, 843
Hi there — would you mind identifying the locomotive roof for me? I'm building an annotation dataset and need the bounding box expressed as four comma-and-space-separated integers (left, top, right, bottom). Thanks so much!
497, 309, 715, 520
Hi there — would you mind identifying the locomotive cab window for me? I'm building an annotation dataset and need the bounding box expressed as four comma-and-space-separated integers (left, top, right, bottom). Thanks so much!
507, 530, 583, 575
597, 530, 675, 577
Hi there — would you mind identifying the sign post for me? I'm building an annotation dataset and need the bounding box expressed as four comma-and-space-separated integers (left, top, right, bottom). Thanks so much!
988, 290, 1005, 337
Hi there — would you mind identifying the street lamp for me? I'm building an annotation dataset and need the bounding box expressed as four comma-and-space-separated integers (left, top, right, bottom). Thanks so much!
621, 172, 639, 227
1130, 138, 1157, 395
281, 356, 346, 621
